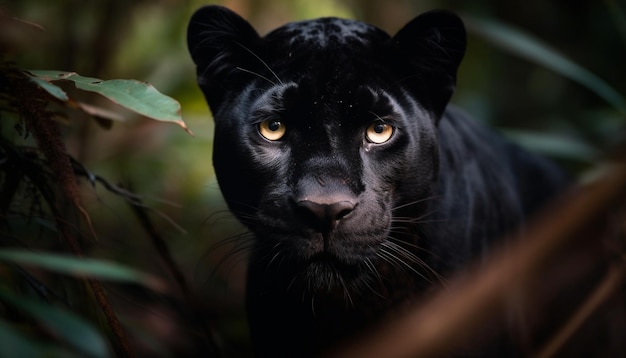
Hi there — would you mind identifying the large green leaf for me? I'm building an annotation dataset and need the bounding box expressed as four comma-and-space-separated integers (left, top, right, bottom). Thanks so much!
0, 319, 43, 358
465, 16, 626, 114
26, 70, 191, 134
0, 289, 109, 358
0, 249, 165, 291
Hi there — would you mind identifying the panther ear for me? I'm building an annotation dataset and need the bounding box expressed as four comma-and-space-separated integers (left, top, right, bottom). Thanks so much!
187, 5, 261, 111
392, 10, 466, 118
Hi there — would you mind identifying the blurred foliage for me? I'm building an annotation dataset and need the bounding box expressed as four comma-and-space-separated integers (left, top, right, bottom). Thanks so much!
0, 0, 624, 357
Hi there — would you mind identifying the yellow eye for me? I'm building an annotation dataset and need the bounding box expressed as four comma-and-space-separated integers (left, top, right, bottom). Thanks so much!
259, 119, 286, 141
365, 121, 394, 144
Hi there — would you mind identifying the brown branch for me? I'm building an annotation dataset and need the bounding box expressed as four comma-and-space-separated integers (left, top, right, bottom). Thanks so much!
55, 223, 134, 358
88, 278, 133, 356
16, 73, 96, 240
11, 69, 135, 358
328, 160, 626, 358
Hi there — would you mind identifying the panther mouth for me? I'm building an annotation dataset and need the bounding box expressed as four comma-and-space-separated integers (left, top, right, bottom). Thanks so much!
308, 251, 344, 266
302, 230, 384, 263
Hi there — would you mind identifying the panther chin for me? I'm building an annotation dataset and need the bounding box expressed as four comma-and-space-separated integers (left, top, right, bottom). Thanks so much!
297, 251, 374, 297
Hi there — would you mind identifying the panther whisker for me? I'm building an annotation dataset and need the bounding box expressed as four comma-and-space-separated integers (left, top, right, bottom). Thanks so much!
360, 259, 386, 299
340, 274, 355, 307
205, 228, 251, 250
265, 243, 285, 271
234, 41, 284, 84
364, 257, 382, 282
196, 218, 254, 277
201, 232, 254, 285
235, 66, 278, 86
368, 111, 387, 122
287, 275, 299, 293
391, 207, 440, 226
380, 241, 438, 283
380, 247, 431, 282
384, 240, 445, 284
377, 248, 425, 282
360, 276, 386, 299
375, 248, 396, 269
391, 195, 439, 212
386, 236, 445, 271
391, 217, 446, 225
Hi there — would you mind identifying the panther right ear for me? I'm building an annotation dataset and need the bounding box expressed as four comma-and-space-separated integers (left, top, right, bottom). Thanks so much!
187, 5, 261, 110
392, 10, 466, 119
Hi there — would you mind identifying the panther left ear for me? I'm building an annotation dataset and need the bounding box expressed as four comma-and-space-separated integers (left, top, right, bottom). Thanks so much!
392, 11, 466, 118
187, 5, 262, 112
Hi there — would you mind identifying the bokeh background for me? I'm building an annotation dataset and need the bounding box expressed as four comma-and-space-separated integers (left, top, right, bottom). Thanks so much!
1, 0, 625, 357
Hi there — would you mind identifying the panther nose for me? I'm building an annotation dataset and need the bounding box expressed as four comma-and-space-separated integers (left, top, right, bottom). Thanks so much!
296, 198, 356, 232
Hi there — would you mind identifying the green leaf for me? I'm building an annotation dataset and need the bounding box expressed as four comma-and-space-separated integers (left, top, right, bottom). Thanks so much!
0, 320, 79, 358
606, 0, 626, 45
0, 289, 109, 358
26, 70, 192, 134
29, 76, 69, 102
0, 249, 165, 291
465, 16, 626, 114
501, 129, 599, 162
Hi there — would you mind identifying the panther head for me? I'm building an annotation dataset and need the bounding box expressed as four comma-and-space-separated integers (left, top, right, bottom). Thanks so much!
187, 5, 466, 295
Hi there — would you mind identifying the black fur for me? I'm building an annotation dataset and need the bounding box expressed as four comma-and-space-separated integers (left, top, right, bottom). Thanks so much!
187, 6, 567, 357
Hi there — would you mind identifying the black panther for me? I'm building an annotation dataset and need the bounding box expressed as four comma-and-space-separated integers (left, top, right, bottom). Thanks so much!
187, 6, 567, 357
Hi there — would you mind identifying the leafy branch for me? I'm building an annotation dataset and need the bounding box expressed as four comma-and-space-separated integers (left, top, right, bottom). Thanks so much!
0, 11, 195, 357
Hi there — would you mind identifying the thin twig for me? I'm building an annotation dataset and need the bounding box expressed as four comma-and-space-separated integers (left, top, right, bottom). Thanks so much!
125, 186, 223, 356
70, 158, 187, 234
534, 263, 626, 358
127, 191, 190, 297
